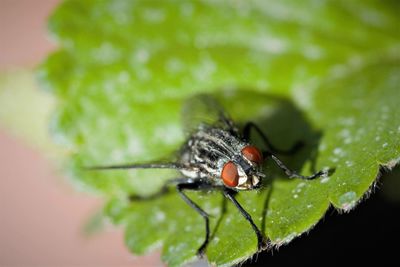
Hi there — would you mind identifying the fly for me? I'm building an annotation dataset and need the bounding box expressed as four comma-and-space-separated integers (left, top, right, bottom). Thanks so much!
87, 96, 329, 257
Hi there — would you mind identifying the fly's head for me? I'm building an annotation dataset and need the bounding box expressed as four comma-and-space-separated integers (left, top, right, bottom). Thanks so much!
220, 145, 265, 190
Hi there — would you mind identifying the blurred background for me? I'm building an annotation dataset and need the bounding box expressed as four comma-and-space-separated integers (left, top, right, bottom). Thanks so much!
0, 1, 161, 266
1, 1, 399, 267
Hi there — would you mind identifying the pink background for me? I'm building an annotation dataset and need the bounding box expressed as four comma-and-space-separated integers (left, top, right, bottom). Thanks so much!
0, 1, 162, 266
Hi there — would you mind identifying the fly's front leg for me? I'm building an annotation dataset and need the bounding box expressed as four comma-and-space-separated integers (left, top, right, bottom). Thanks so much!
243, 122, 303, 155
269, 154, 329, 180
243, 122, 331, 180
223, 188, 269, 251
176, 181, 214, 257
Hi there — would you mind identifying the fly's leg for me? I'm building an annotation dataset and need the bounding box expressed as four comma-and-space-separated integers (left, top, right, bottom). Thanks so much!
128, 178, 214, 257
243, 122, 330, 180
243, 122, 303, 155
177, 181, 213, 257
269, 154, 328, 180
223, 188, 269, 251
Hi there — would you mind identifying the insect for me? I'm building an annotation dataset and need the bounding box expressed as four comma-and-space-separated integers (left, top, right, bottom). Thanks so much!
87, 95, 328, 256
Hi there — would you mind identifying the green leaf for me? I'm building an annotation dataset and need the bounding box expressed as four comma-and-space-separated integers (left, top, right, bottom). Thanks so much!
39, 0, 400, 266
308, 60, 400, 210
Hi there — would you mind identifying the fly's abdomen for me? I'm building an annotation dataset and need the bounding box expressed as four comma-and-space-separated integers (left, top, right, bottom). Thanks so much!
179, 126, 245, 182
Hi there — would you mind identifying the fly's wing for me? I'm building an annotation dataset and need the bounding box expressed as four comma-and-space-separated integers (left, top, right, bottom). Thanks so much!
182, 94, 238, 135
86, 95, 234, 171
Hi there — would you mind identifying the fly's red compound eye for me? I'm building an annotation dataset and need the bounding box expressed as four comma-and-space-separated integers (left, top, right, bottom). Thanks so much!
242, 146, 263, 164
221, 161, 239, 187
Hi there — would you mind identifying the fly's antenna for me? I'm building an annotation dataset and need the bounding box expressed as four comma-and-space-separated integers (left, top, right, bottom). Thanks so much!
84, 162, 185, 171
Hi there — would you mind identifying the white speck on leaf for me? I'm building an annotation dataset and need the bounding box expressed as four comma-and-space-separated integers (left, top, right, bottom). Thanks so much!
357, 6, 387, 26
256, 79, 269, 89
344, 137, 353, 144
154, 211, 166, 222
339, 191, 357, 211
319, 143, 326, 152
108, 1, 132, 24
127, 137, 144, 156
110, 149, 125, 162
192, 56, 217, 80
338, 117, 355, 126
254, 35, 288, 54
345, 160, 354, 167
330, 64, 347, 78
338, 128, 351, 138
143, 8, 166, 23
118, 71, 130, 84
135, 48, 150, 63
153, 124, 181, 145
292, 83, 311, 108
330, 157, 339, 163
180, 2, 194, 17
297, 182, 306, 188
303, 45, 323, 60
92, 42, 121, 64
333, 148, 343, 156
166, 58, 184, 74
280, 233, 298, 244
209, 207, 220, 216
382, 142, 388, 148
320, 177, 330, 184
349, 55, 363, 68
136, 68, 151, 81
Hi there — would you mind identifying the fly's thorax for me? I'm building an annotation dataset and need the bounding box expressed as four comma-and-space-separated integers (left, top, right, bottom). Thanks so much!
180, 125, 264, 190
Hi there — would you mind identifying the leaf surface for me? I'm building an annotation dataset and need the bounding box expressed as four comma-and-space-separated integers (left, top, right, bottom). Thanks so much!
39, 1, 400, 266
